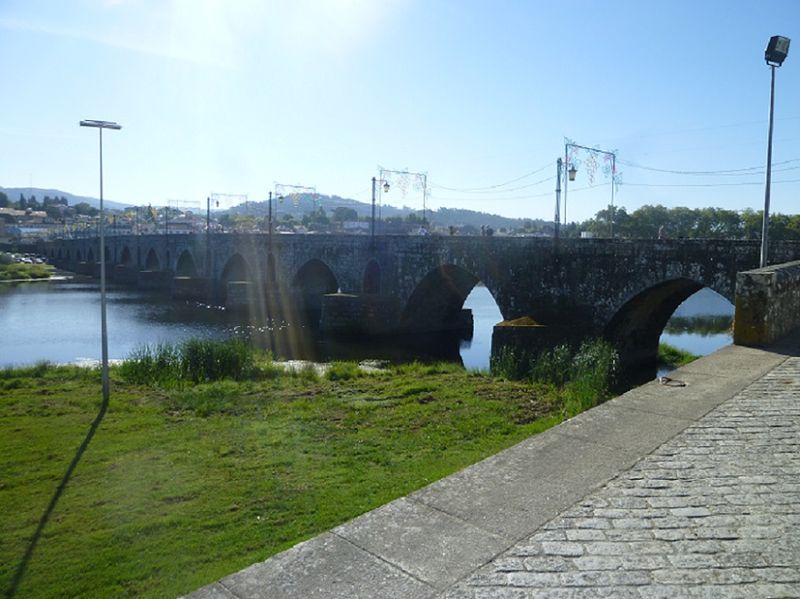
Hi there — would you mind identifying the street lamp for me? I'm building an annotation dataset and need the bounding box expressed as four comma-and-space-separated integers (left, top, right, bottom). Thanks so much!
79, 119, 121, 405
760, 35, 791, 268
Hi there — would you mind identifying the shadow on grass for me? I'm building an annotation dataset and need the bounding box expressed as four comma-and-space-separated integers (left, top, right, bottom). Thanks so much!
6, 396, 108, 598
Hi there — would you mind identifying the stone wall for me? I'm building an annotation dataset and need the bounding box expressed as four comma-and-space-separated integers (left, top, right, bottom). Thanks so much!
734, 260, 800, 346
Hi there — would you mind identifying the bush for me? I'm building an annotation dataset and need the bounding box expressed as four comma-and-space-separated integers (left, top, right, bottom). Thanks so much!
490, 339, 619, 410
180, 338, 255, 383
120, 338, 257, 387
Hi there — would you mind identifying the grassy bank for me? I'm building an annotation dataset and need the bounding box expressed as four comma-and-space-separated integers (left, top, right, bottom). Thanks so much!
0, 262, 54, 281
0, 252, 53, 281
1, 340, 616, 598
658, 342, 700, 369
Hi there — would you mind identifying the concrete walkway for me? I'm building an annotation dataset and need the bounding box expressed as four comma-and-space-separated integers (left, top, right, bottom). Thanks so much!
184, 335, 800, 599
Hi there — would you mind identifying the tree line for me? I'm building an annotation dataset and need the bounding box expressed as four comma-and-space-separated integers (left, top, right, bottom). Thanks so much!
0, 192, 99, 219
570, 204, 800, 240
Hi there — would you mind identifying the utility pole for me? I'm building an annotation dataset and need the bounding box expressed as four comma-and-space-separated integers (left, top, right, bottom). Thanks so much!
554, 158, 562, 240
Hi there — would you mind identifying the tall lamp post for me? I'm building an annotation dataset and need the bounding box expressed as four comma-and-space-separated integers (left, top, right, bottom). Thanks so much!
79, 119, 122, 404
371, 176, 390, 244
761, 35, 791, 268
563, 142, 617, 237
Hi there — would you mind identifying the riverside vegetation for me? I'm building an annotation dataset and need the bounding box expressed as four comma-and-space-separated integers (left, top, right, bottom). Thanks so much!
0, 253, 53, 281
2, 338, 619, 598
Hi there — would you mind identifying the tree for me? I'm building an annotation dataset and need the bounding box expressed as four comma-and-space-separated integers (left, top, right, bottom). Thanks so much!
18, 194, 26, 210
332, 206, 358, 222
74, 202, 99, 217
0, 191, 8, 208
44, 205, 63, 220
302, 207, 330, 230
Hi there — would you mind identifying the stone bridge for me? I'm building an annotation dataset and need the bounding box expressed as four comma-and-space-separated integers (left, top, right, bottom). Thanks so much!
40, 234, 800, 368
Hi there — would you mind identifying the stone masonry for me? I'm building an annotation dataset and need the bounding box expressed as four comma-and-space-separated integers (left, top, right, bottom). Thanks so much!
442, 358, 800, 599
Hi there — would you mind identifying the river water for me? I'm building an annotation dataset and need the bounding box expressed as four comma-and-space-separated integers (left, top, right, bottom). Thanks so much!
0, 278, 733, 370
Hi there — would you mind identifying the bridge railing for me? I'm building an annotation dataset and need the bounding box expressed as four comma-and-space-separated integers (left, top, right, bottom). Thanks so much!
734, 260, 800, 346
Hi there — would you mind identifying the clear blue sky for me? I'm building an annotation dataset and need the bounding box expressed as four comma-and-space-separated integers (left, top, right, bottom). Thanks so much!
1, 0, 798, 222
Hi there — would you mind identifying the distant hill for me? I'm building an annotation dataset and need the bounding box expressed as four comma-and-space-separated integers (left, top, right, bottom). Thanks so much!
1, 185, 551, 232
231, 193, 550, 231
0, 187, 131, 211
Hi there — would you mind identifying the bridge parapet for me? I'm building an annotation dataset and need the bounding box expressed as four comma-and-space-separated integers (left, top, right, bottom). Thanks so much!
734, 260, 800, 346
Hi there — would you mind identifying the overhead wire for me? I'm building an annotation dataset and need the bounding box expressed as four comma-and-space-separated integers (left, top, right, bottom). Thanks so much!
431, 175, 556, 195
431, 161, 552, 192
624, 178, 800, 188
619, 157, 800, 176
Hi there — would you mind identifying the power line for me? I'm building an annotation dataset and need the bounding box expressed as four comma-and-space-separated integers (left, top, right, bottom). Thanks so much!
619, 157, 800, 176
432, 162, 552, 192
624, 178, 800, 188
431, 175, 556, 195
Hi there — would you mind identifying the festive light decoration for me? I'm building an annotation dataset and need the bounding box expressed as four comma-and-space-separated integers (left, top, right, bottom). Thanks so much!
378, 167, 429, 224
563, 139, 622, 237
564, 138, 622, 190
274, 183, 316, 208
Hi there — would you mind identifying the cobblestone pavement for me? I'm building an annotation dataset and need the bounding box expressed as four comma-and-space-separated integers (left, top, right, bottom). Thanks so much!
441, 357, 800, 599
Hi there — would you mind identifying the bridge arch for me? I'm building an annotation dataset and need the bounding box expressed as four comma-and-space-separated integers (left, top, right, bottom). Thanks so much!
145, 248, 160, 270
176, 250, 197, 277
604, 277, 724, 369
363, 259, 381, 294
401, 264, 483, 332
221, 253, 251, 284
292, 259, 338, 325
120, 246, 132, 265
217, 253, 252, 306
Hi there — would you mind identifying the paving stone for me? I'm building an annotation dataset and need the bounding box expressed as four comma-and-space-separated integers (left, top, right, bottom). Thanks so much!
445, 356, 800, 599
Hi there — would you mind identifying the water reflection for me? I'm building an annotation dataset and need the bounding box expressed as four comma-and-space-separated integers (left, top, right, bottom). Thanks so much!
0, 278, 486, 368
1, 278, 735, 373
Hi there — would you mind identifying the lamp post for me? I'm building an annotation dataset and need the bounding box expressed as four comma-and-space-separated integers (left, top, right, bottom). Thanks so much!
267, 191, 285, 245
563, 142, 616, 237
761, 35, 791, 268
79, 119, 121, 405
554, 158, 562, 239
371, 177, 390, 244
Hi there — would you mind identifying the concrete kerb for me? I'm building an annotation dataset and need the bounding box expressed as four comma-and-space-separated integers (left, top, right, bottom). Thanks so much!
182, 338, 798, 599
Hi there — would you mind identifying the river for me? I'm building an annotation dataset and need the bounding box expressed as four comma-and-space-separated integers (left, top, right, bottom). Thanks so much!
0, 278, 733, 370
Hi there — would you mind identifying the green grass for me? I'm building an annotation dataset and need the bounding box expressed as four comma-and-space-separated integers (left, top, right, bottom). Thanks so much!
1, 354, 603, 598
658, 342, 700, 368
0, 262, 54, 281
491, 339, 619, 418
119, 339, 258, 387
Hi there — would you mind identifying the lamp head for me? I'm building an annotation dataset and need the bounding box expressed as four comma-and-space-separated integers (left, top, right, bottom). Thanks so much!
765, 35, 790, 66
383, 181, 390, 193
568, 166, 578, 182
